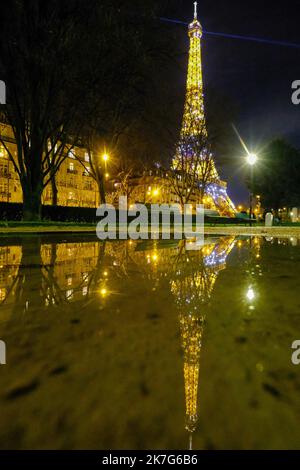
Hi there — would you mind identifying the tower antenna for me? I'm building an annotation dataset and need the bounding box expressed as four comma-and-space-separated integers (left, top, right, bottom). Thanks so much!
194, 2, 198, 20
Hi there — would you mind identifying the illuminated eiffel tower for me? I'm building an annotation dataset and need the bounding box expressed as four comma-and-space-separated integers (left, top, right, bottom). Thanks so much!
175, 2, 236, 216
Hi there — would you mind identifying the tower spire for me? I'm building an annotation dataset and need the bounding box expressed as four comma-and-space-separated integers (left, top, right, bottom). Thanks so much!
194, 2, 198, 20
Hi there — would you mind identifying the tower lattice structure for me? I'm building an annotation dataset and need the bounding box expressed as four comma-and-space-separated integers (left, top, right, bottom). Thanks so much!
170, 236, 236, 442
175, 2, 235, 216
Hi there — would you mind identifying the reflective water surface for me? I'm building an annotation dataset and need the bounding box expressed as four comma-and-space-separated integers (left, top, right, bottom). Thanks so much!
0, 234, 300, 449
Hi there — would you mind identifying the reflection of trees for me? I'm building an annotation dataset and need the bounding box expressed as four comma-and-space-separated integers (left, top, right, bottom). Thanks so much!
105, 241, 138, 279
0, 244, 22, 315
11, 237, 44, 316
41, 241, 106, 306
0, 238, 107, 316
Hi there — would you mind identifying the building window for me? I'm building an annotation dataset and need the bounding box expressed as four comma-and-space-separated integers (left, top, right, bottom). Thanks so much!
82, 286, 88, 296
0, 164, 8, 176
84, 152, 90, 162
66, 289, 73, 300
69, 162, 74, 171
68, 150, 75, 159
0, 182, 8, 195
84, 180, 92, 190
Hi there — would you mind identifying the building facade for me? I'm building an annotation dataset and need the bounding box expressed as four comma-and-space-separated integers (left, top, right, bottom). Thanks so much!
0, 123, 99, 208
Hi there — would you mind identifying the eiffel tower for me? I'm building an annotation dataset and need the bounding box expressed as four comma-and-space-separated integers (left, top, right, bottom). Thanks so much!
175, 2, 236, 216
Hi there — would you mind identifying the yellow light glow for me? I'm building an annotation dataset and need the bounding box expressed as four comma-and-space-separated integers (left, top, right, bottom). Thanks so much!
152, 188, 159, 196
102, 153, 109, 162
246, 287, 255, 301
100, 288, 107, 296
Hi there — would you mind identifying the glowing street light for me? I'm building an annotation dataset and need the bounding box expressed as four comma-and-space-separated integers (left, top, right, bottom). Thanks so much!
232, 125, 259, 225
246, 287, 255, 301
246, 153, 257, 166
102, 153, 109, 175
100, 288, 107, 297
246, 152, 258, 226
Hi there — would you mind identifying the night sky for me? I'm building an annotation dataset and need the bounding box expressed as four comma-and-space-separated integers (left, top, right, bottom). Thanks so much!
163, 0, 300, 204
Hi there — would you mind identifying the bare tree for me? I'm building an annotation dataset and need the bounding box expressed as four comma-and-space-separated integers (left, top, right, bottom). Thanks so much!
169, 109, 218, 208
0, 1, 93, 220
0, 0, 178, 220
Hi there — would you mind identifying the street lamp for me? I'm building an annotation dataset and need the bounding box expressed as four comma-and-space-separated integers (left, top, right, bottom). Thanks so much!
246, 286, 255, 301
246, 153, 257, 226
102, 153, 109, 171
246, 153, 257, 166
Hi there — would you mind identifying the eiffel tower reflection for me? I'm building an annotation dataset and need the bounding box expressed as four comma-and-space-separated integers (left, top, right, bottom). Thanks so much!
170, 237, 235, 449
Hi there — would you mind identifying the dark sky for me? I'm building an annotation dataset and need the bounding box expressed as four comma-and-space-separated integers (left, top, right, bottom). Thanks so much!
163, 0, 300, 204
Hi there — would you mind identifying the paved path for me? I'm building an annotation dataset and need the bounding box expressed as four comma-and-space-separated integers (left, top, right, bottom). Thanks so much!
0, 225, 300, 238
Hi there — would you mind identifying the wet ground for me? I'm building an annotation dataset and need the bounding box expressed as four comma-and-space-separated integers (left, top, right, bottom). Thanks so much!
0, 234, 300, 449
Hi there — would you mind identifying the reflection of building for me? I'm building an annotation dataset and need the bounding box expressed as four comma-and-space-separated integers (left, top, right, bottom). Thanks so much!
0, 240, 101, 317
0, 245, 22, 305
170, 237, 235, 443
0, 235, 235, 446
41, 242, 101, 304
0, 123, 98, 207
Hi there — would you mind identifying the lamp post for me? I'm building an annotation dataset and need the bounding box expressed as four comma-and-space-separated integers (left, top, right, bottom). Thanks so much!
246, 153, 257, 227
97, 152, 109, 204
102, 152, 109, 186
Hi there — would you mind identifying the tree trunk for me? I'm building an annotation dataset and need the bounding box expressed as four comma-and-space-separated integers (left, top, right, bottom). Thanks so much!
199, 187, 205, 205
22, 186, 43, 221
12, 236, 43, 317
51, 174, 58, 206
97, 174, 106, 204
